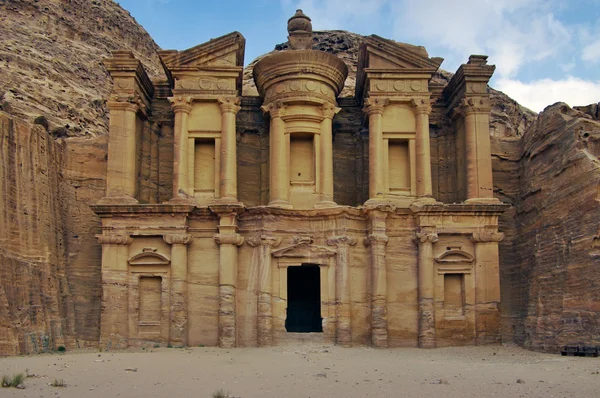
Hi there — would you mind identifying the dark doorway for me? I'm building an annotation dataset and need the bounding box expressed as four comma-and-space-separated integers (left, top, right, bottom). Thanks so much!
286, 264, 322, 333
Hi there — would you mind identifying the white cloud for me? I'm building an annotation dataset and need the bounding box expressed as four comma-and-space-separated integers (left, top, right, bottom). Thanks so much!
392, 0, 570, 78
582, 41, 600, 63
495, 76, 600, 112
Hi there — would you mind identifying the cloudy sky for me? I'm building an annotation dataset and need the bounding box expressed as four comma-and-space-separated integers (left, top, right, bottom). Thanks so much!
118, 0, 600, 113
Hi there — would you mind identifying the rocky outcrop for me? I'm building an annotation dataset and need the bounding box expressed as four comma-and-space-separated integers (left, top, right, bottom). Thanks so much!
512, 103, 600, 352
0, 0, 163, 138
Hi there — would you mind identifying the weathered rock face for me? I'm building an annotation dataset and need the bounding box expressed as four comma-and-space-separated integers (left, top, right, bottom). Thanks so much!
0, 0, 163, 138
0, 111, 73, 354
513, 103, 600, 351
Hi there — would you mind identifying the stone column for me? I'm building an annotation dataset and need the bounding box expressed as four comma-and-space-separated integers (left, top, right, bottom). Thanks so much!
364, 210, 389, 347
218, 97, 242, 202
327, 234, 357, 347
363, 98, 389, 201
471, 230, 504, 344
169, 96, 192, 199
213, 209, 244, 348
105, 100, 140, 203
262, 102, 291, 208
163, 233, 192, 346
318, 103, 340, 207
247, 234, 281, 346
96, 233, 133, 350
412, 99, 434, 199
416, 230, 438, 348
460, 97, 494, 201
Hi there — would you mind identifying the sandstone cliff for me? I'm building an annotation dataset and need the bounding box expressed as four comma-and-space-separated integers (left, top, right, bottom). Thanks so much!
0, 0, 163, 138
515, 103, 600, 351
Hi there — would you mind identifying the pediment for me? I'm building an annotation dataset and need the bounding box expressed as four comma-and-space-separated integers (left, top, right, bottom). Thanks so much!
435, 249, 474, 264
272, 242, 337, 260
159, 31, 245, 71
359, 35, 443, 72
128, 251, 170, 266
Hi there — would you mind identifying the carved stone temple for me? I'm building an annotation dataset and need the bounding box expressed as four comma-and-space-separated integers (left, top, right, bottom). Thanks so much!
91, 10, 506, 349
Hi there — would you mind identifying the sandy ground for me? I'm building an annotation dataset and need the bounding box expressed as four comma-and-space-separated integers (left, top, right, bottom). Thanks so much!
0, 344, 599, 397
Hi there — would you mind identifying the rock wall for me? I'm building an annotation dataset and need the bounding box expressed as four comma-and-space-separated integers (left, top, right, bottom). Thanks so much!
514, 104, 600, 352
0, 111, 74, 355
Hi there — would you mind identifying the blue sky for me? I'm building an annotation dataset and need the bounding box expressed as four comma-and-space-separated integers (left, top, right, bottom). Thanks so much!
117, 0, 600, 112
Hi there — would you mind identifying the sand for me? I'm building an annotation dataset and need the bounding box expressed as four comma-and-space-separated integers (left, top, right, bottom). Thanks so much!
0, 344, 599, 397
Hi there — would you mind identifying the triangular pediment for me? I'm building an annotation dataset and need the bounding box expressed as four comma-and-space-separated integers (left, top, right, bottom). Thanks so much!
159, 31, 245, 70
359, 35, 443, 71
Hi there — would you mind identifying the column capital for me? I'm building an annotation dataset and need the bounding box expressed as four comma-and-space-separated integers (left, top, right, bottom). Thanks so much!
364, 233, 389, 246
363, 97, 389, 116
107, 98, 140, 113
214, 233, 244, 246
471, 231, 504, 243
458, 96, 492, 116
96, 233, 133, 245
218, 97, 241, 114
415, 232, 439, 244
168, 96, 193, 114
321, 103, 341, 120
261, 100, 286, 118
247, 234, 281, 248
411, 98, 433, 115
163, 233, 193, 245
327, 235, 358, 247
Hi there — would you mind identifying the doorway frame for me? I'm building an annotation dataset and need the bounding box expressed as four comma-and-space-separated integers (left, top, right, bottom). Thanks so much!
271, 237, 337, 343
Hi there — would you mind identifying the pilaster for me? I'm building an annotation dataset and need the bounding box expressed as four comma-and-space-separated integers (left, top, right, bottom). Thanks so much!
163, 233, 192, 346
317, 103, 341, 207
363, 98, 389, 202
415, 230, 438, 348
211, 204, 245, 348
247, 234, 282, 346
168, 96, 193, 200
327, 234, 358, 347
364, 209, 389, 347
96, 233, 133, 350
218, 97, 242, 202
412, 98, 435, 201
262, 101, 292, 208
471, 229, 504, 344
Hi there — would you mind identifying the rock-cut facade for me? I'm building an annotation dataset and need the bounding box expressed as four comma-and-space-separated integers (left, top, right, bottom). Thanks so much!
92, 10, 507, 349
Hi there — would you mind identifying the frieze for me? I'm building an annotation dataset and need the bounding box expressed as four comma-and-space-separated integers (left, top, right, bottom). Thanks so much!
370, 79, 428, 93
264, 79, 335, 102
175, 77, 235, 92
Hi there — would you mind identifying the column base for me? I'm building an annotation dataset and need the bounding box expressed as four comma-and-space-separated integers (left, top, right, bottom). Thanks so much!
268, 200, 293, 209
315, 200, 337, 209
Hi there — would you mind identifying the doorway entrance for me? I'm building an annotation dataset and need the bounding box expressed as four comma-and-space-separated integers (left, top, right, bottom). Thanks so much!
285, 264, 322, 332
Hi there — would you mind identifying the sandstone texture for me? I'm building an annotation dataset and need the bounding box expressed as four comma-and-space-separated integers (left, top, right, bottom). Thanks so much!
0, 0, 163, 138
0, 1, 597, 355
